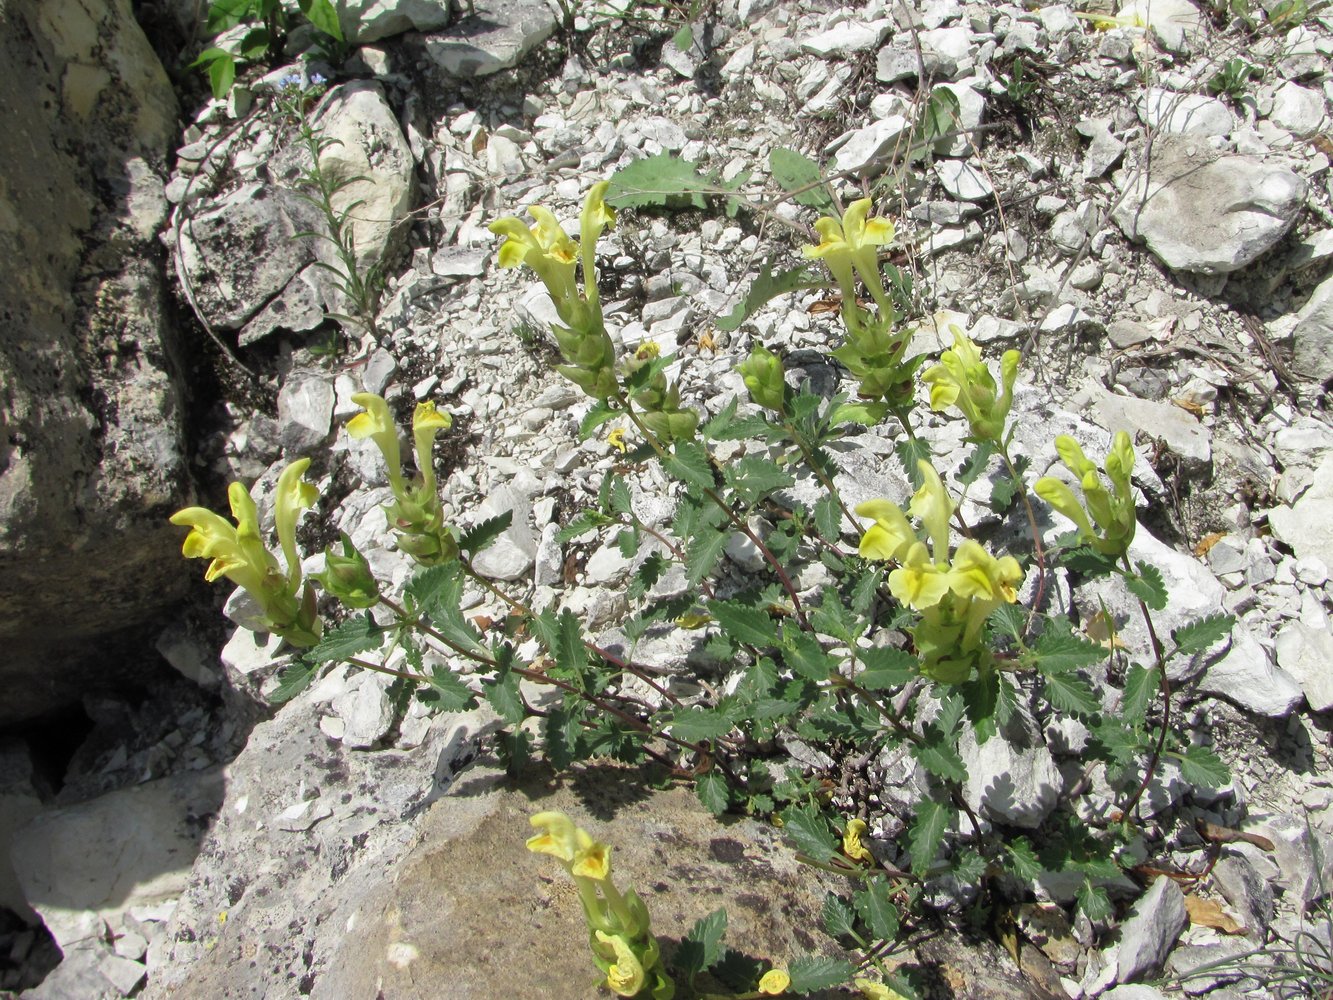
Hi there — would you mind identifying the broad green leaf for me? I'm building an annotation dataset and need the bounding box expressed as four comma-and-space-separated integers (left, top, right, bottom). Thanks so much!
1120, 664, 1159, 725
669, 707, 735, 742
678, 907, 728, 977
270, 657, 319, 703
483, 670, 525, 724
1033, 630, 1105, 673
787, 955, 855, 995
696, 772, 730, 814
821, 893, 857, 940
850, 565, 881, 617
664, 440, 717, 491
912, 738, 967, 783
607, 153, 713, 210
783, 628, 836, 681
608, 477, 633, 516
829, 401, 889, 427
671, 23, 694, 50
908, 799, 952, 876
957, 441, 996, 490
542, 706, 582, 769
425, 666, 476, 712
1041, 669, 1101, 716
686, 527, 730, 584
1060, 546, 1120, 577
1171, 613, 1235, 657
579, 400, 619, 439
207, 52, 237, 98
1076, 879, 1113, 922
780, 804, 835, 862
853, 880, 900, 941
716, 261, 825, 332
858, 646, 917, 689
554, 608, 587, 678
989, 603, 1027, 641
299, 0, 342, 38
459, 511, 512, 556
917, 86, 963, 149
1124, 560, 1168, 611
701, 396, 775, 441
557, 509, 612, 542
1005, 837, 1043, 880
895, 438, 932, 488
814, 494, 841, 541
307, 613, 385, 664
768, 147, 836, 212
616, 526, 637, 559
725, 456, 794, 505
710, 599, 779, 647
1175, 745, 1230, 787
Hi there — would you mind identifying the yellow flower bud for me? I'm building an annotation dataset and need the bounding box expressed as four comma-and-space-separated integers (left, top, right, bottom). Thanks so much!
758, 968, 791, 995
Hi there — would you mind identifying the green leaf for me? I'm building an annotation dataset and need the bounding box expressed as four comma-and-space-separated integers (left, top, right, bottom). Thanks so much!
769, 147, 836, 212
460, 511, 512, 556
497, 727, 533, 775
710, 599, 779, 647
553, 608, 587, 678
678, 907, 728, 978
781, 804, 835, 863
787, 955, 855, 995
1034, 630, 1105, 673
1060, 546, 1120, 577
1171, 613, 1235, 658
853, 879, 900, 941
783, 628, 835, 681
307, 613, 385, 664
207, 52, 237, 98
407, 563, 486, 654
725, 456, 794, 505
483, 670, 525, 724
1120, 664, 1159, 725
913, 737, 967, 783
908, 799, 952, 876
669, 708, 735, 742
813, 494, 841, 541
299, 0, 342, 38
1041, 669, 1101, 717
1005, 837, 1043, 880
237, 25, 270, 59
956, 441, 996, 490
270, 657, 319, 703
671, 23, 694, 50
858, 646, 918, 689
1124, 561, 1168, 611
701, 397, 775, 441
686, 527, 729, 584
821, 893, 857, 940
917, 86, 963, 148
542, 706, 583, 769
664, 440, 717, 491
608, 477, 633, 516
696, 772, 731, 815
579, 400, 619, 439
1075, 879, 1113, 923
607, 153, 713, 211
425, 666, 477, 711
715, 261, 825, 332
557, 509, 612, 542
895, 438, 933, 488
627, 550, 668, 602
1175, 745, 1230, 788
989, 603, 1027, 641
829, 400, 890, 427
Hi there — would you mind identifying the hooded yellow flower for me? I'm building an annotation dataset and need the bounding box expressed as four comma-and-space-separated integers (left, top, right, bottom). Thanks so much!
888, 542, 950, 610
803, 198, 895, 303
348, 393, 405, 496
490, 204, 580, 310
594, 931, 646, 998
854, 499, 917, 563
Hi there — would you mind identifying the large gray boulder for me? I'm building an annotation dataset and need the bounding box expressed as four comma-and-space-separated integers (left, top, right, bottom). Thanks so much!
0, 0, 189, 726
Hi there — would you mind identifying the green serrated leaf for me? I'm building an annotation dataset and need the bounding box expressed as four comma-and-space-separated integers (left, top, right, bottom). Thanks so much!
1042, 670, 1101, 716
483, 670, 525, 724
787, 955, 855, 995
1171, 613, 1235, 658
1006, 837, 1043, 880
957, 442, 996, 489
858, 646, 917, 689
913, 738, 967, 783
686, 527, 729, 584
768, 147, 836, 212
696, 772, 730, 815
425, 666, 477, 711
716, 261, 825, 333
908, 799, 952, 876
701, 396, 775, 441
307, 613, 385, 664
853, 879, 900, 942
1034, 630, 1106, 673
678, 907, 728, 978
726, 455, 794, 505
579, 401, 619, 440
1124, 560, 1168, 611
669, 707, 735, 742
554, 608, 586, 678
460, 511, 512, 556
627, 550, 668, 602
270, 657, 320, 703
1060, 546, 1121, 577
783, 628, 835, 681
664, 440, 717, 491
710, 599, 779, 647
1076, 879, 1113, 922
989, 603, 1027, 641
1120, 664, 1159, 724
781, 804, 835, 863
607, 153, 713, 211
557, 509, 612, 543
813, 494, 841, 541
1174, 745, 1230, 787
616, 526, 638, 559
608, 477, 633, 516
542, 705, 582, 769
895, 438, 932, 487
821, 893, 857, 940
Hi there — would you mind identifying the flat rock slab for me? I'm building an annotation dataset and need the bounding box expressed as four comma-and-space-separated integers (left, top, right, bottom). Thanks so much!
1112, 136, 1306, 275
423, 0, 556, 77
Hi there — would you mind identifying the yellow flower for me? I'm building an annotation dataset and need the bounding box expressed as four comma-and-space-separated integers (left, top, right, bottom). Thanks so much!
171, 505, 267, 595
348, 393, 405, 496
607, 427, 628, 453
907, 460, 953, 563
489, 204, 580, 309
854, 978, 907, 1000
888, 542, 950, 610
855, 499, 917, 563
571, 840, 612, 881
802, 198, 895, 303
948, 540, 1023, 604
594, 931, 646, 998
842, 818, 874, 864
580, 181, 616, 304
758, 968, 791, 995
526, 811, 587, 864
275, 458, 318, 588
920, 326, 1020, 442
411, 401, 452, 495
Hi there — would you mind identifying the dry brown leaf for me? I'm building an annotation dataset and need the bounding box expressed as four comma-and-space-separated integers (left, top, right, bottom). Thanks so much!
1172, 398, 1207, 419
1185, 895, 1245, 934
1193, 532, 1227, 558
1085, 610, 1127, 650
